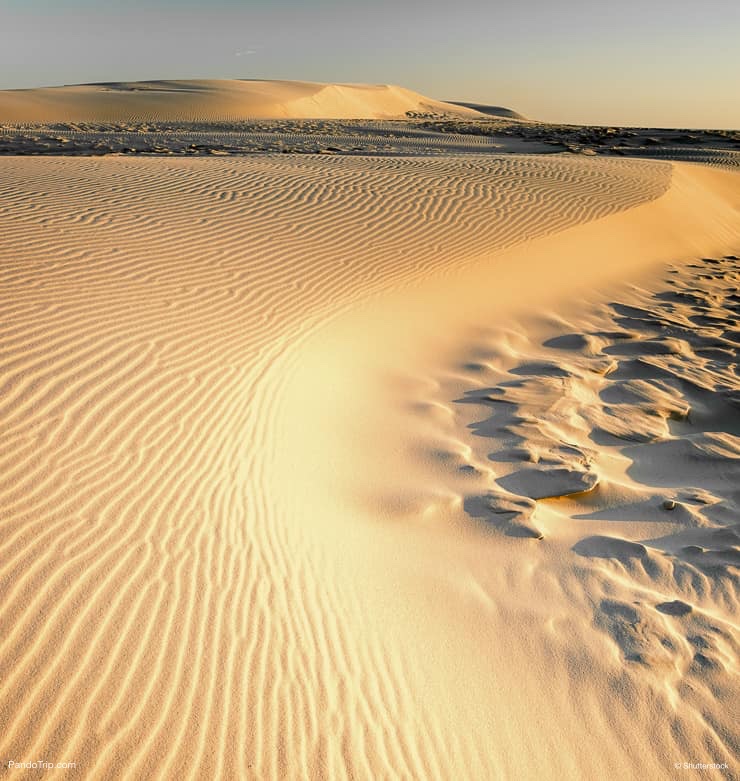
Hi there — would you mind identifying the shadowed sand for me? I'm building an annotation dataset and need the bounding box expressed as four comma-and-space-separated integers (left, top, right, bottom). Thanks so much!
1, 90, 739, 779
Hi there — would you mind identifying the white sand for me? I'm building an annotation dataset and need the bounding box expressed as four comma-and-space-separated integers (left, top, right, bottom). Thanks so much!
1, 111, 738, 778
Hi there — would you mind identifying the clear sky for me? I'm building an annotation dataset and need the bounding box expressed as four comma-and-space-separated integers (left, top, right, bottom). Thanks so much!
1, 0, 738, 128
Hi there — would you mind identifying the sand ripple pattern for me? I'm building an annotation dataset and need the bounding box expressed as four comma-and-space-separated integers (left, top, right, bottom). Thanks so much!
0, 155, 669, 779
0, 126, 503, 157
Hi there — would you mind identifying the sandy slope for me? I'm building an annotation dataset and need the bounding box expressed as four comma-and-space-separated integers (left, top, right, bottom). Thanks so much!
0, 79, 487, 123
1, 153, 738, 779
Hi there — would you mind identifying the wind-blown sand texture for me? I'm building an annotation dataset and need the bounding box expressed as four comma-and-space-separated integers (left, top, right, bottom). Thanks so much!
1, 113, 739, 779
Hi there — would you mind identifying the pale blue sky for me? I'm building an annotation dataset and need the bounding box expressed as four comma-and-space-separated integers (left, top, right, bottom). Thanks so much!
1, 0, 738, 127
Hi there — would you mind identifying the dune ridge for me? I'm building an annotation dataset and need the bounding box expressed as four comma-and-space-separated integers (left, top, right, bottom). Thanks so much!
1, 151, 739, 778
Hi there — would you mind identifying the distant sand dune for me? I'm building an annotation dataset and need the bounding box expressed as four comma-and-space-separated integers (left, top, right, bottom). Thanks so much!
446, 101, 526, 119
1, 151, 738, 778
0, 79, 490, 123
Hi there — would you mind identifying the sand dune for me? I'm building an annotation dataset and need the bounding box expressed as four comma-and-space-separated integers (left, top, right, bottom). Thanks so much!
446, 100, 526, 119
1, 149, 738, 779
0, 79, 488, 124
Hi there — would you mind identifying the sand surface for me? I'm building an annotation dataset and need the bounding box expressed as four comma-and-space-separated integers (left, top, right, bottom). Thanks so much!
1, 88, 739, 779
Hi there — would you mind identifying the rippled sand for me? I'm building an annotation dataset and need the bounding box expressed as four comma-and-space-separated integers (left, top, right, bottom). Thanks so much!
1, 135, 738, 778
